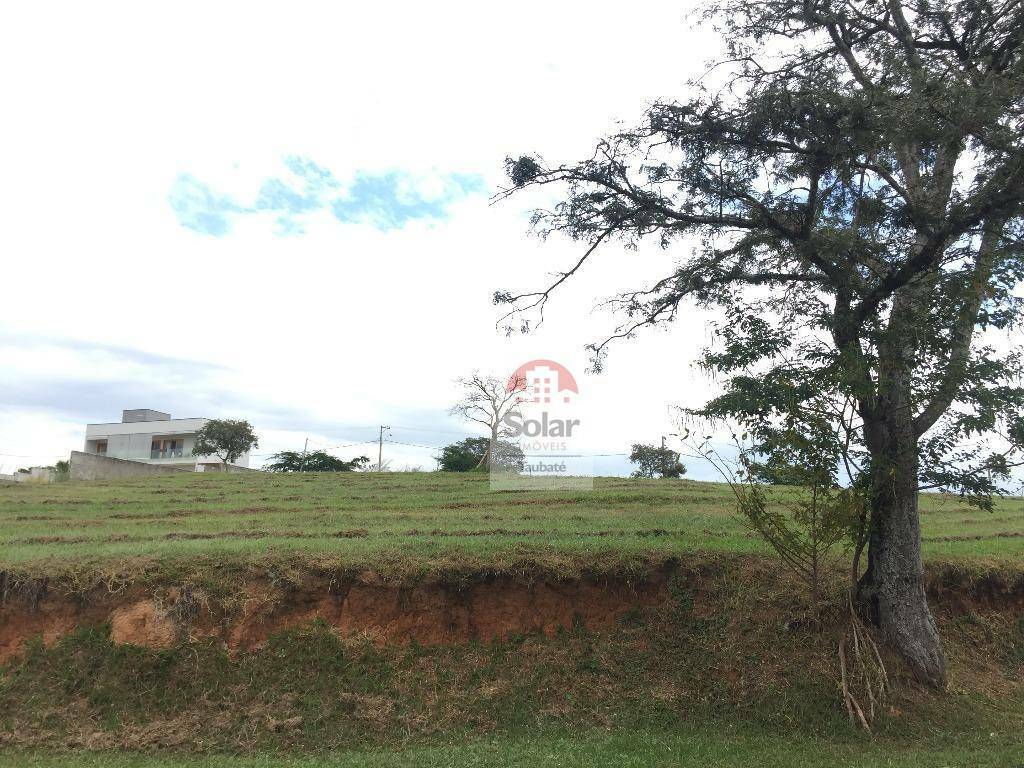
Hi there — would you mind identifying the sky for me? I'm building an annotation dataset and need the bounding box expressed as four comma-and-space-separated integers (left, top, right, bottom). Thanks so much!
0, 1, 732, 476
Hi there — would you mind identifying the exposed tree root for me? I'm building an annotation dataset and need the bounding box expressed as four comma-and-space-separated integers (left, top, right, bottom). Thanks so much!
839, 593, 889, 732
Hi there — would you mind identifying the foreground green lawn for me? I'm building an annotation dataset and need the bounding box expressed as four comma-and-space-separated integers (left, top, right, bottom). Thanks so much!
4, 726, 1021, 768
1, 472, 1021, 576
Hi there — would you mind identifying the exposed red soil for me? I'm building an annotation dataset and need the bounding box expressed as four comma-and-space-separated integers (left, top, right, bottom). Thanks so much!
0, 570, 672, 662
2, 560, 1020, 664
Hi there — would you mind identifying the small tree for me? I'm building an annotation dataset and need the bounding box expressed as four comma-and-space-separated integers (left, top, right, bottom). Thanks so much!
192, 419, 258, 469
438, 437, 525, 472
739, 484, 859, 617
449, 372, 528, 469
692, 416, 884, 730
265, 450, 369, 472
689, 424, 862, 615
629, 443, 686, 479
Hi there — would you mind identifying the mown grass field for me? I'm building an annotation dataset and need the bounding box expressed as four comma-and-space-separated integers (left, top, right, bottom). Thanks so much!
0, 472, 1022, 579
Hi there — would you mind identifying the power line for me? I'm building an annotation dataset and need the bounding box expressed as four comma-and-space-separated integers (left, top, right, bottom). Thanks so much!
381, 439, 631, 458
306, 438, 379, 450
249, 439, 380, 460
389, 425, 469, 436
385, 439, 444, 451
269, 423, 468, 437
530, 451, 629, 458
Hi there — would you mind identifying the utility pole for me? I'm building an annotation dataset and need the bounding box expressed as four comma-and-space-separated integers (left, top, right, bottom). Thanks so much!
298, 437, 309, 472
661, 435, 667, 478
378, 425, 390, 472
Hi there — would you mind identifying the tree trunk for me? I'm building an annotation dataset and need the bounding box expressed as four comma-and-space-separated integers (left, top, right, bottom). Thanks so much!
474, 447, 489, 470
487, 426, 500, 471
858, 413, 946, 688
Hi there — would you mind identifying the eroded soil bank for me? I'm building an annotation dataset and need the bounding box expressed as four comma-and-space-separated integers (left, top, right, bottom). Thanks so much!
2, 557, 1022, 663
0, 568, 674, 661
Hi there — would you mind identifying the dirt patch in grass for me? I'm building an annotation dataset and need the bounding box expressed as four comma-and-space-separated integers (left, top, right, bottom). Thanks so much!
923, 531, 1024, 542
17, 536, 92, 545
395, 528, 679, 538
108, 506, 288, 520
9, 529, 374, 548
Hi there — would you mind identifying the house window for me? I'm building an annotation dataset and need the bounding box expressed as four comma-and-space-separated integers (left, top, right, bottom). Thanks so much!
95, 441, 107, 455
151, 438, 183, 459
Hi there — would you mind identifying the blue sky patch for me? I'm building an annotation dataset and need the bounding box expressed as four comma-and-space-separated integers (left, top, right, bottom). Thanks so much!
332, 170, 486, 231
168, 174, 244, 237
169, 159, 485, 236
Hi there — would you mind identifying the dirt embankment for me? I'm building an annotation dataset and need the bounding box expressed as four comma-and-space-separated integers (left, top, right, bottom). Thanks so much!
1, 559, 1021, 664
0, 569, 673, 662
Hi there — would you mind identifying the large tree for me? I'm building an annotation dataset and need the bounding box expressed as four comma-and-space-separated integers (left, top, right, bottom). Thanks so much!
497, 0, 1024, 687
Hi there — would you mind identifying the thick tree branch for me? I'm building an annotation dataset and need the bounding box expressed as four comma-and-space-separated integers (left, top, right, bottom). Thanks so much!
914, 222, 1005, 436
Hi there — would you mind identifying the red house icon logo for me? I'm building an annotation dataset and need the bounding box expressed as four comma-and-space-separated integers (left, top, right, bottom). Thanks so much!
508, 359, 579, 405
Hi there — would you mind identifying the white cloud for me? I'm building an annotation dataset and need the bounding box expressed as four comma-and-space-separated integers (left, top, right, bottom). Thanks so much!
0, 0, 735, 478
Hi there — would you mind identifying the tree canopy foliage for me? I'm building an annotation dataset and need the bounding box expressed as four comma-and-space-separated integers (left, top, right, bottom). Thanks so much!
192, 419, 259, 467
628, 442, 687, 478
264, 450, 370, 472
438, 437, 526, 472
497, 0, 1024, 687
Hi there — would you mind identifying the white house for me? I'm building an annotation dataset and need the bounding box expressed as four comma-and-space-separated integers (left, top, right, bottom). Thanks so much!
83, 409, 251, 471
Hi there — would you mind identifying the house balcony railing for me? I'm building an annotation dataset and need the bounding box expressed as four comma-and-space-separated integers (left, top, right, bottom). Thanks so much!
150, 449, 184, 459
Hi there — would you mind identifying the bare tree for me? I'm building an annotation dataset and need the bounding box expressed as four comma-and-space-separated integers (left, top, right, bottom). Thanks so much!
449, 372, 528, 469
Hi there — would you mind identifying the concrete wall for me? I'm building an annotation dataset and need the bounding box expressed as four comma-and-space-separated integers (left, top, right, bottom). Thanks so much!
0, 467, 57, 484
69, 451, 193, 481
203, 463, 261, 474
